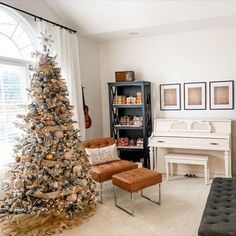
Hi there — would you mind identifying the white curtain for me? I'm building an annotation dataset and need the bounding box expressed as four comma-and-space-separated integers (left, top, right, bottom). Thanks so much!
36, 22, 86, 140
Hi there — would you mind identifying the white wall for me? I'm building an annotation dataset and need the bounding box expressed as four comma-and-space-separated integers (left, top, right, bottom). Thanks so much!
99, 26, 236, 176
79, 37, 103, 139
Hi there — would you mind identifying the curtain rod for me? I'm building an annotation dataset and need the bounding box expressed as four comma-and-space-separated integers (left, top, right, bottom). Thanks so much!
0, 2, 77, 33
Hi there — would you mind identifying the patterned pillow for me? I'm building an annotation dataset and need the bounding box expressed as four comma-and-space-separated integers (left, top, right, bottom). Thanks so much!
85, 143, 120, 166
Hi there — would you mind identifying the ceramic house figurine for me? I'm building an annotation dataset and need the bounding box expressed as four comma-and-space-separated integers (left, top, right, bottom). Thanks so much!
130, 96, 136, 104
136, 91, 142, 104
136, 138, 143, 147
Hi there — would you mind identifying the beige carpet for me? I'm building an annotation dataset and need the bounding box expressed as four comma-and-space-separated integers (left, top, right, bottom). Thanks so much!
55, 175, 211, 236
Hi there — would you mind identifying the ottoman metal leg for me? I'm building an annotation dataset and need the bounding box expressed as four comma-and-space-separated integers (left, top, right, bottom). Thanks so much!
141, 183, 161, 205
98, 182, 103, 204
114, 186, 135, 216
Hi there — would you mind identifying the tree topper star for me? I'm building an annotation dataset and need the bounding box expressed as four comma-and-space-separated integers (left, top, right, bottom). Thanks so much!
38, 31, 54, 48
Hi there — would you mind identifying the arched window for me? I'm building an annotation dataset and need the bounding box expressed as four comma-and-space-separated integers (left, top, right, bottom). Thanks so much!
0, 7, 35, 169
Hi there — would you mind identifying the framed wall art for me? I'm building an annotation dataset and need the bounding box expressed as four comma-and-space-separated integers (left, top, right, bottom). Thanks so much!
209, 80, 234, 110
160, 83, 181, 111
184, 82, 206, 110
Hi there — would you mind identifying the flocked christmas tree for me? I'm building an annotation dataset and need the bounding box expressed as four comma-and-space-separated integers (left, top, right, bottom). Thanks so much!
0, 33, 96, 235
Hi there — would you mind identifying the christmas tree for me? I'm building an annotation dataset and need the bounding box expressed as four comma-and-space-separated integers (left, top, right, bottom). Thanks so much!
0, 32, 96, 235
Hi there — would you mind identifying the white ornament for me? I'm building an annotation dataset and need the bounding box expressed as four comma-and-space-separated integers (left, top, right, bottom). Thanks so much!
53, 182, 59, 189
73, 166, 82, 174
89, 182, 96, 190
54, 130, 64, 139
67, 194, 77, 203
80, 178, 87, 187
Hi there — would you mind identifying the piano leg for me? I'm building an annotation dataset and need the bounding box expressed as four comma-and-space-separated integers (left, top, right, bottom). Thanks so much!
149, 146, 154, 170
204, 163, 208, 185
154, 147, 158, 171
224, 151, 229, 178
170, 163, 174, 176
165, 159, 169, 181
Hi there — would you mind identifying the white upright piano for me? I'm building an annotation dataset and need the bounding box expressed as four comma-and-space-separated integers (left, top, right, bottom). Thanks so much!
148, 119, 232, 177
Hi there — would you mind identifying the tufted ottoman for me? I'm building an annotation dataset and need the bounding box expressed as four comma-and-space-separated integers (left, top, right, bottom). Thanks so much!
198, 177, 236, 236
112, 168, 162, 216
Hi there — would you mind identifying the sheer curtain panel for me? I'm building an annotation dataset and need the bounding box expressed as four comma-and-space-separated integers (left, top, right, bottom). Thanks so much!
37, 21, 85, 140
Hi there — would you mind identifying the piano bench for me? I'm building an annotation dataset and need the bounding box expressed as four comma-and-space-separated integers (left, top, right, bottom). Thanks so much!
164, 153, 209, 185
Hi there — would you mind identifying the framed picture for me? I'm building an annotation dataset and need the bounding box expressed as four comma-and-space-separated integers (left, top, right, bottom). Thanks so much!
160, 83, 181, 110
209, 80, 234, 110
184, 82, 206, 110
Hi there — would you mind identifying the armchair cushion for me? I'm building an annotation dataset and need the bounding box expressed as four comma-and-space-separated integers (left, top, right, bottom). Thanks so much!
91, 160, 138, 182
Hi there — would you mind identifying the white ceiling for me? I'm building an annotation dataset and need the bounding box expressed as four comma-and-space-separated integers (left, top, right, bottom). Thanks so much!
46, 0, 236, 41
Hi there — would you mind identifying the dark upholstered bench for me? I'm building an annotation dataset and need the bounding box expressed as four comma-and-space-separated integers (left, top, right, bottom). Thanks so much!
198, 177, 236, 236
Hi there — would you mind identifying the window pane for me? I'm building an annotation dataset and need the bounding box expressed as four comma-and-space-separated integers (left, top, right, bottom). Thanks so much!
12, 24, 32, 50
0, 9, 18, 37
0, 34, 22, 59
0, 63, 27, 167
0, 8, 34, 60
20, 45, 34, 61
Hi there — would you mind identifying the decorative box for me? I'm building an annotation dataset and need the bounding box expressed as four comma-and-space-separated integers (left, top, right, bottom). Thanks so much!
115, 71, 135, 82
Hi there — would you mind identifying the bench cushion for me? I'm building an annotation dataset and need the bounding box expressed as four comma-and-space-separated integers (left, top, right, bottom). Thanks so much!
198, 177, 236, 236
112, 168, 162, 193
91, 160, 138, 182
165, 153, 208, 162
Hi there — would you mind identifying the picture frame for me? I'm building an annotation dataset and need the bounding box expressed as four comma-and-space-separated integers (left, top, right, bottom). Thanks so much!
209, 80, 234, 110
160, 83, 181, 111
184, 82, 206, 110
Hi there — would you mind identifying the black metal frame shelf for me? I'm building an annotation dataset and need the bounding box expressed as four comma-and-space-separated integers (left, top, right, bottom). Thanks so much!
117, 146, 144, 150
108, 81, 152, 168
112, 104, 142, 108
114, 125, 143, 130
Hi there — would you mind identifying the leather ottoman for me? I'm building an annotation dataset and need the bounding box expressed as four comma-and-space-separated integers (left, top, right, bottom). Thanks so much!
112, 168, 162, 216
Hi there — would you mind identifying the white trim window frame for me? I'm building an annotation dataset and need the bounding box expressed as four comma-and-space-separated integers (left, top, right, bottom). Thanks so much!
0, 6, 35, 177
0, 56, 32, 173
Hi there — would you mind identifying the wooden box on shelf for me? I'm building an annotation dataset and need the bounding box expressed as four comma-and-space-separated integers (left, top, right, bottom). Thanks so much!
115, 71, 135, 82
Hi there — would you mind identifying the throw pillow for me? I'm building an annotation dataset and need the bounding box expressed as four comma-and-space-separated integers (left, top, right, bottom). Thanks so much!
85, 143, 120, 166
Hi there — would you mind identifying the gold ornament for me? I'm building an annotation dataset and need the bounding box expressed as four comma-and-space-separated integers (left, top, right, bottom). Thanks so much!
15, 156, 21, 163
45, 153, 54, 160
64, 150, 74, 159
13, 179, 23, 190
91, 194, 97, 201
66, 124, 74, 131
45, 116, 53, 121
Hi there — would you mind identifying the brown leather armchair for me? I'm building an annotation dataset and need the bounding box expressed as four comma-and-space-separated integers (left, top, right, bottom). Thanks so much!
84, 137, 138, 203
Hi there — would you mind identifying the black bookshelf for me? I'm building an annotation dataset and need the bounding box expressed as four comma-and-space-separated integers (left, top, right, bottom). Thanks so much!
108, 81, 152, 168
